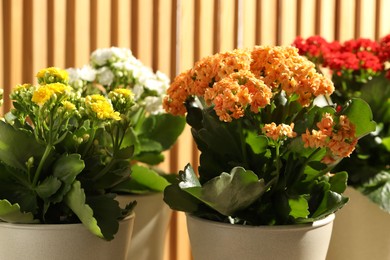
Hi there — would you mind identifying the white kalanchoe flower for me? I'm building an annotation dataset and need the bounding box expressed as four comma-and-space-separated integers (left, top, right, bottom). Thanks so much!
91, 48, 113, 67
144, 96, 163, 114
97, 67, 115, 86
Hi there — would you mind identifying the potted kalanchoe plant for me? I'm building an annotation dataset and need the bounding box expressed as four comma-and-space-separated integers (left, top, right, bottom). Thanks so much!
0, 67, 137, 259
293, 34, 390, 260
162, 45, 375, 260
66, 47, 185, 260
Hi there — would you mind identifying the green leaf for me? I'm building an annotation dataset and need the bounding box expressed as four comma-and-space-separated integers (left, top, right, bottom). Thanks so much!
0, 199, 38, 223
163, 184, 201, 212
311, 190, 348, 219
53, 154, 85, 183
183, 167, 266, 216
329, 171, 348, 194
86, 194, 123, 241
50, 154, 85, 203
139, 114, 186, 151
134, 152, 164, 165
381, 137, 390, 152
0, 164, 38, 214
64, 181, 104, 239
288, 195, 310, 219
115, 146, 135, 159
342, 98, 376, 138
35, 176, 62, 200
138, 138, 163, 153
112, 164, 170, 193
359, 171, 390, 213
0, 121, 45, 171
246, 132, 268, 154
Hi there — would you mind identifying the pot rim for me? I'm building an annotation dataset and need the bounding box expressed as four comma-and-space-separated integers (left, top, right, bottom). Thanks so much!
186, 212, 335, 232
0, 212, 135, 230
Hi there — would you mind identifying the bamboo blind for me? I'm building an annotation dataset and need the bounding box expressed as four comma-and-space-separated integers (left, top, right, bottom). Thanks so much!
1, 0, 390, 259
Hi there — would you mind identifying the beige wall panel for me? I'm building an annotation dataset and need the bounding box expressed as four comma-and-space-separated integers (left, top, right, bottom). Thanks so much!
178, 0, 195, 71
259, 0, 277, 45
75, 0, 91, 66
357, 0, 376, 38
3, 0, 23, 112
318, 0, 336, 41
242, 0, 256, 48
298, 0, 316, 37
279, 0, 298, 45
218, 0, 236, 52
113, 0, 131, 47
156, 0, 173, 75
32, 0, 48, 80
196, 0, 215, 57
92, 0, 112, 50
135, 0, 153, 67
378, 0, 390, 38
337, 0, 356, 41
49, 0, 67, 68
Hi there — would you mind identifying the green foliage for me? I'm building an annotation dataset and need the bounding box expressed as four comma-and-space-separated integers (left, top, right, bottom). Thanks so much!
165, 98, 375, 225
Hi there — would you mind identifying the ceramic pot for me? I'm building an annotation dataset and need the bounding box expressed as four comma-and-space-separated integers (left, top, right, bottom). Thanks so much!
327, 187, 390, 260
186, 213, 335, 260
0, 213, 135, 260
116, 193, 172, 260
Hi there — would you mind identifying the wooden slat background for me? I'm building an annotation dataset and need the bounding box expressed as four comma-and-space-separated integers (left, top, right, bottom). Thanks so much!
1, 0, 389, 259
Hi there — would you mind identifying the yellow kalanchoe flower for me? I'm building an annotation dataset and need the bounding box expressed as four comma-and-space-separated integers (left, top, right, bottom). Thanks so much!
31, 83, 72, 106
85, 94, 121, 120
62, 101, 76, 111
36, 67, 69, 84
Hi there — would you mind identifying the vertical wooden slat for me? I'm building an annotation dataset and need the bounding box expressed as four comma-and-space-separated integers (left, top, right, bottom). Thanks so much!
296, 0, 316, 37
32, 0, 48, 77
22, 0, 34, 83
319, 0, 336, 40
242, 0, 256, 48
47, 0, 67, 68
213, 0, 221, 53
65, 0, 91, 67
110, 0, 119, 46
259, 0, 278, 45
335, 0, 356, 41
2, 0, 23, 112
377, 0, 390, 38
111, 0, 131, 47
278, 0, 297, 45
90, 0, 111, 51
133, 0, 153, 66
357, 0, 376, 38
354, 0, 362, 38
218, 0, 236, 51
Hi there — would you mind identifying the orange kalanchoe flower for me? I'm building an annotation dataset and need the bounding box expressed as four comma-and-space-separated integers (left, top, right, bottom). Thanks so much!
163, 45, 335, 117
262, 123, 297, 141
204, 70, 272, 122
302, 113, 358, 163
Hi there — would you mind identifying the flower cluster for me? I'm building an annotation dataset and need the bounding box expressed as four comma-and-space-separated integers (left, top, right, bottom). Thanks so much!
164, 46, 334, 121
0, 67, 136, 240
293, 35, 390, 103
294, 34, 390, 213
67, 47, 186, 195
67, 47, 169, 115
163, 46, 375, 226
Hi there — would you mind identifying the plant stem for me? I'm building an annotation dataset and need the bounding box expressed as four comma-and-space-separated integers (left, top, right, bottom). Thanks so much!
32, 144, 53, 187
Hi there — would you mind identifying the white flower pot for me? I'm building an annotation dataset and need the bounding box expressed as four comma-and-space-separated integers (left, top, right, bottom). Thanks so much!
0, 213, 135, 260
327, 187, 390, 260
116, 193, 172, 260
186, 213, 335, 260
